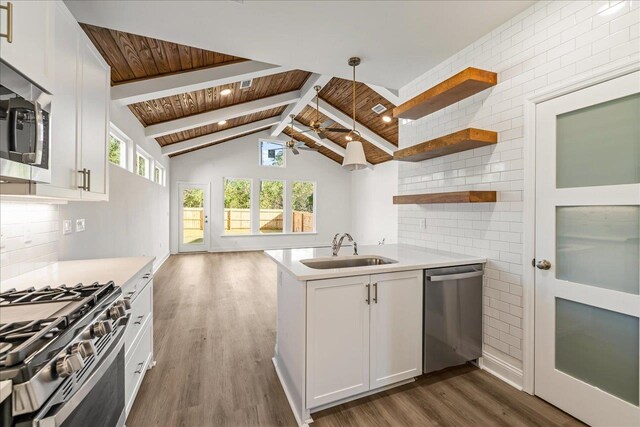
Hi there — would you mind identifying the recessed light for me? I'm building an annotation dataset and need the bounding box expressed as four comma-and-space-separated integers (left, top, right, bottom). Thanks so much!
382, 116, 392, 123
220, 88, 232, 96
218, 120, 227, 125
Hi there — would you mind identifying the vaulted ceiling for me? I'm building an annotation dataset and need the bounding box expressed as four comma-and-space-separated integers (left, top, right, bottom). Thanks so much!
81, 24, 400, 165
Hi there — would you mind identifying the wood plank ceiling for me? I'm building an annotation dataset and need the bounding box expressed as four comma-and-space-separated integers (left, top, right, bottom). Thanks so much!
82, 24, 399, 164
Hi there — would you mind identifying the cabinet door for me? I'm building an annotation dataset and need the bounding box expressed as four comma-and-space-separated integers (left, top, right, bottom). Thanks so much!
78, 36, 110, 200
42, 3, 80, 198
306, 275, 370, 408
370, 270, 423, 389
0, 0, 53, 90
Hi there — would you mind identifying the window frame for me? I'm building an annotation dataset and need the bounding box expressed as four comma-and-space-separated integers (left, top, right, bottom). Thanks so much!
291, 180, 317, 234
135, 146, 152, 180
154, 163, 166, 186
258, 139, 287, 168
222, 177, 253, 236
108, 124, 129, 169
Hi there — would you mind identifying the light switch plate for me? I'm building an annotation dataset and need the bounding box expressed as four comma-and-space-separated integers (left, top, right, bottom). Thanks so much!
63, 220, 72, 235
75, 219, 85, 232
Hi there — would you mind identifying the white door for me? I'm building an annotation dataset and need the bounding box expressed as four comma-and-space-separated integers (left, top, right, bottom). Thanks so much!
370, 270, 423, 389
535, 70, 640, 426
178, 183, 210, 253
78, 37, 110, 200
306, 275, 370, 408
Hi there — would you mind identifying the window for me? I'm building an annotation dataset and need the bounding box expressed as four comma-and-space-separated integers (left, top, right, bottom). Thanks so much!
259, 140, 285, 167
136, 148, 150, 179
154, 164, 165, 186
259, 180, 283, 234
292, 181, 315, 233
223, 178, 251, 234
108, 124, 129, 168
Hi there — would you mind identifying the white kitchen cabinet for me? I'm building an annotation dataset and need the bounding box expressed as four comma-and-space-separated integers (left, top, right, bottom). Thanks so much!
305, 270, 423, 409
77, 34, 110, 200
369, 270, 423, 389
306, 275, 370, 407
0, 0, 54, 91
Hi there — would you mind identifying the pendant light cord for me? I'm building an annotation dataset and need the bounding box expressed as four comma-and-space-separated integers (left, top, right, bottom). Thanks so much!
352, 63, 356, 133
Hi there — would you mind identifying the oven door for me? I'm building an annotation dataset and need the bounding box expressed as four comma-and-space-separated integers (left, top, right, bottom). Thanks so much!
32, 319, 128, 427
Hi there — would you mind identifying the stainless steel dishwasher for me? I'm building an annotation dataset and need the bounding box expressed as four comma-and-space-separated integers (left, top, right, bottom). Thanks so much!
423, 264, 483, 374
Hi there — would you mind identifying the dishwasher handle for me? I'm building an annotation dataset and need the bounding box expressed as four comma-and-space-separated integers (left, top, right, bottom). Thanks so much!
427, 270, 484, 282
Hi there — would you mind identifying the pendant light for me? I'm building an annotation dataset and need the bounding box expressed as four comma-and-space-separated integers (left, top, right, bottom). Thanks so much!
342, 57, 367, 171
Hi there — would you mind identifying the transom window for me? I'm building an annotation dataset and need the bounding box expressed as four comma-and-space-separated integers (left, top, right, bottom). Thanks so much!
259, 140, 285, 167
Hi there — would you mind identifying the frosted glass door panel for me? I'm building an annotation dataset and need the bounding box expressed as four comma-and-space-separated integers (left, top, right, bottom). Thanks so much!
556, 93, 640, 188
556, 298, 639, 406
556, 206, 640, 295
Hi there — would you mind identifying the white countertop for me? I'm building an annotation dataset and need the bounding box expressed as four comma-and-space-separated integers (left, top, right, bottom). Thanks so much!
265, 244, 486, 281
0, 257, 155, 293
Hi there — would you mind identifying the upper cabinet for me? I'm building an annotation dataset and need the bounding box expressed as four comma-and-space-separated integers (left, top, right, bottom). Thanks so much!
77, 36, 110, 200
0, 1, 110, 201
0, 1, 54, 91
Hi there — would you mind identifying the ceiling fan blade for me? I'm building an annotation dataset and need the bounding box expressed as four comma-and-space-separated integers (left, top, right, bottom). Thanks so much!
324, 128, 350, 133
291, 147, 300, 155
317, 131, 327, 139
298, 146, 318, 152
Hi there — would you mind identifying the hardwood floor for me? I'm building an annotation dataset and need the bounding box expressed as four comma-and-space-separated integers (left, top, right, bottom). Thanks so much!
127, 252, 583, 427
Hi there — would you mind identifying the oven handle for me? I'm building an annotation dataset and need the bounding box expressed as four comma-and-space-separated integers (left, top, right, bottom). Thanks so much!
35, 314, 130, 427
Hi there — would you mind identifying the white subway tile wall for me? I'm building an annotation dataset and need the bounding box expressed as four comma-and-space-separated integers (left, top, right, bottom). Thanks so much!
0, 203, 59, 281
398, 0, 639, 369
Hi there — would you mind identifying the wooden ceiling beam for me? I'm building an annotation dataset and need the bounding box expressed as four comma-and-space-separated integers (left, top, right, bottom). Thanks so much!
145, 90, 300, 138
270, 73, 332, 137
161, 117, 280, 156
316, 100, 397, 155
366, 84, 402, 105
290, 121, 373, 169
111, 61, 291, 105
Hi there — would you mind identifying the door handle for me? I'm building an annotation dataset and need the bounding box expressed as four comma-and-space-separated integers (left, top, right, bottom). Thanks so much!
0, 2, 13, 43
372, 283, 378, 304
536, 259, 551, 270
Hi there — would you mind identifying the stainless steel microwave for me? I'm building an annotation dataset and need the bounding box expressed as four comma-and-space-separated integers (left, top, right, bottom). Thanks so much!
0, 59, 52, 183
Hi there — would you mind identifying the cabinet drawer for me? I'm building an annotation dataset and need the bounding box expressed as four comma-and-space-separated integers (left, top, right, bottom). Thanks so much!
124, 280, 152, 360
124, 321, 153, 416
121, 266, 152, 302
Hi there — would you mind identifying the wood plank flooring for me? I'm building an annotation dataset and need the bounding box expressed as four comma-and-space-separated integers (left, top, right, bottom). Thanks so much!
126, 252, 583, 427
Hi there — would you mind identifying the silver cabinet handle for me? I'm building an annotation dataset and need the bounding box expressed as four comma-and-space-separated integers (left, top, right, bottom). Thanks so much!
365, 283, 370, 305
134, 362, 144, 374
86, 169, 91, 192
0, 2, 13, 43
373, 283, 378, 304
134, 315, 144, 325
77, 169, 88, 190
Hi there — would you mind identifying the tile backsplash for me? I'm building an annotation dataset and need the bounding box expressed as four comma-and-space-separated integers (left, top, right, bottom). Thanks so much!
0, 202, 59, 281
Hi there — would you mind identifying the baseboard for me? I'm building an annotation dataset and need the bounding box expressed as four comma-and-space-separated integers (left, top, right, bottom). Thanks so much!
479, 351, 524, 391
153, 252, 170, 273
209, 243, 331, 253
272, 357, 311, 427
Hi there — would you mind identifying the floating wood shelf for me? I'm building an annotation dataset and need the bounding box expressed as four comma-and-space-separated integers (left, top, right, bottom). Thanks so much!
393, 191, 497, 205
394, 128, 497, 162
393, 67, 497, 120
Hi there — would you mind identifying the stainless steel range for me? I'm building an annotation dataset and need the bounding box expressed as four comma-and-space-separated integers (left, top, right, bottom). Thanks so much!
0, 282, 131, 427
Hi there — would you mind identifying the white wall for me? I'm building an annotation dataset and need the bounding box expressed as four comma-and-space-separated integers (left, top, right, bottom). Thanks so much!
58, 105, 171, 269
169, 130, 352, 253
350, 161, 398, 245
396, 0, 639, 384
0, 202, 60, 281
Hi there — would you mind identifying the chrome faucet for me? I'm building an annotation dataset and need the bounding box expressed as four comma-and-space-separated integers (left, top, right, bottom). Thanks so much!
332, 233, 358, 256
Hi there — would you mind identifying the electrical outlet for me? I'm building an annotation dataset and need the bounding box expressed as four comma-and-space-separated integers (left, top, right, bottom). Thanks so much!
63, 220, 73, 235
75, 219, 85, 232
419, 218, 427, 230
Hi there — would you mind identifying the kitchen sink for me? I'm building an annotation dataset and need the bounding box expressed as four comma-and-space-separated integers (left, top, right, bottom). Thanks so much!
300, 255, 398, 269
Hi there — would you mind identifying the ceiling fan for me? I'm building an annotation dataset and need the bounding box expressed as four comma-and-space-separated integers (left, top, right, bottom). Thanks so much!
294, 86, 351, 140
274, 115, 319, 155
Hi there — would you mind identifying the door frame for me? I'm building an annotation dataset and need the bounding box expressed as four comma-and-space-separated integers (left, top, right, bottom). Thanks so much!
521, 58, 640, 395
177, 182, 210, 253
